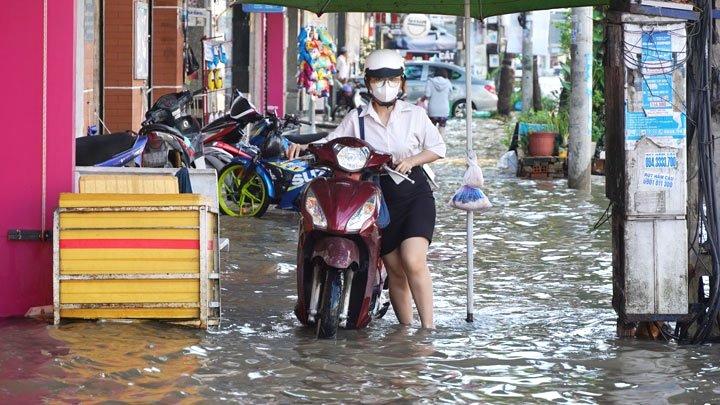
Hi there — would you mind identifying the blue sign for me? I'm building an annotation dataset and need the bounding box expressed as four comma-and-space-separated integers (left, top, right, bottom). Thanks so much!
641, 31, 674, 112
625, 110, 686, 144
242, 4, 286, 13
625, 29, 686, 148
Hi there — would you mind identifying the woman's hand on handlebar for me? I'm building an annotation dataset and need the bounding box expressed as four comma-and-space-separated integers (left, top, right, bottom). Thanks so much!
394, 156, 418, 175
286, 143, 308, 159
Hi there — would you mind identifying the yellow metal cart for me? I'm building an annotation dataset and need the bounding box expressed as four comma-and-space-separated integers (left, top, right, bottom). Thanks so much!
53, 193, 220, 328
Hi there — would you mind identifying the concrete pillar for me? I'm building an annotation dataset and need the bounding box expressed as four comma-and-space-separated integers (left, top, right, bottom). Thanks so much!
520, 12, 533, 113
151, 0, 184, 102
568, 7, 593, 192
103, 0, 149, 132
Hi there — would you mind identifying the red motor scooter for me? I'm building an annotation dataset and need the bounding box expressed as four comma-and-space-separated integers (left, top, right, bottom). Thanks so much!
295, 137, 395, 338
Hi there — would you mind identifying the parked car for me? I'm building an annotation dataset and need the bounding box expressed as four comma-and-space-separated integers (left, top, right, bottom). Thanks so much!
404, 61, 497, 117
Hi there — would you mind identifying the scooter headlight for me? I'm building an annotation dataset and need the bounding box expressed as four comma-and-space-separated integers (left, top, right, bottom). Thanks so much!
334, 145, 370, 172
346, 194, 378, 233
304, 189, 327, 229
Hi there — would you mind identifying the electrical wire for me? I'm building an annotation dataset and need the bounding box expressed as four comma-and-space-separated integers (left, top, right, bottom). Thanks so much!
679, 0, 720, 344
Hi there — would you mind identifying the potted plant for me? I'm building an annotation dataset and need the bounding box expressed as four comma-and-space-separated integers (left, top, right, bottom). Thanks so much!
516, 110, 560, 157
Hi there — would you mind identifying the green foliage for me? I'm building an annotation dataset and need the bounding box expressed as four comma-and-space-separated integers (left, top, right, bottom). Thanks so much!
360, 37, 375, 67
516, 110, 558, 130
506, 110, 568, 151
510, 89, 522, 109
542, 96, 559, 112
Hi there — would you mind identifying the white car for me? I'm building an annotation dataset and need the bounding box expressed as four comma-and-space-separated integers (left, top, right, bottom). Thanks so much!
404, 61, 498, 117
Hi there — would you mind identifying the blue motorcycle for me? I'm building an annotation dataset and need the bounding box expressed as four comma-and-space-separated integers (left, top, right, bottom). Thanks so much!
217, 110, 329, 217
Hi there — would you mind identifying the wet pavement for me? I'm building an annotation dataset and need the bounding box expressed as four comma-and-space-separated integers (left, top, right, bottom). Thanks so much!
3, 118, 720, 403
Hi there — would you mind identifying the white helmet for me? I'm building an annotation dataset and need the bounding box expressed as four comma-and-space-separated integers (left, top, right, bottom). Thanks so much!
364, 49, 405, 78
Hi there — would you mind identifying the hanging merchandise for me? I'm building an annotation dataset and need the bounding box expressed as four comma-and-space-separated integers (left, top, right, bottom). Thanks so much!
214, 68, 223, 89
218, 43, 228, 64
204, 41, 217, 70
297, 25, 337, 98
450, 152, 492, 212
184, 43, 200, 77
202, 39, 230, 92
207, 69, 216, 90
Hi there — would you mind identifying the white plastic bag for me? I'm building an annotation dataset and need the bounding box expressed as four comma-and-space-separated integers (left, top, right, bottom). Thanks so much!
497, 150, 518, 173
449, 152, 492, 212
463, 151, 484, 188
450, 186, 492, 212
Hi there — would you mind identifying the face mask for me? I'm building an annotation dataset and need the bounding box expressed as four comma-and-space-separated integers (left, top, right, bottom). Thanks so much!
371, 83, 400, 103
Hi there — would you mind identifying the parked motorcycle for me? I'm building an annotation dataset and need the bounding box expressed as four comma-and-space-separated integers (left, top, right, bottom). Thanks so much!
75, 90, 205, 168
295, 137, 393, 338
331, 78, 366, 121
216, 108, 329, 217
200, 91, 264, 173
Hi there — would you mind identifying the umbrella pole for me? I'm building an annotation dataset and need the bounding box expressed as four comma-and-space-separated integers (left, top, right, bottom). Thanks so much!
464, 0, 474, 323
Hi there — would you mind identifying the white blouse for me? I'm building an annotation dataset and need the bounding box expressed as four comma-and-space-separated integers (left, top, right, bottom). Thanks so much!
326, 100, 447, 162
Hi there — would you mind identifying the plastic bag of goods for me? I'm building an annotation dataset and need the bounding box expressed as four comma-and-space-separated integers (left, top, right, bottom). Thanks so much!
450, 186, 492, 212
497, 150, 518, 173
449, 151, 492, 212
463, 151, 484, 188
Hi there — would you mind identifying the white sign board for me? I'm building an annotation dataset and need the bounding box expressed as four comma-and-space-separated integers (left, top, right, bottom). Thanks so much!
489, 54, 500, 68
502, 11, 551, 56
133, 1, 149, 80
402, 14, 431, 39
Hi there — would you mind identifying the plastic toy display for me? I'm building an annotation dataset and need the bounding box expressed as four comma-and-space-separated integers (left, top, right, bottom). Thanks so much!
297, 26, 337, 98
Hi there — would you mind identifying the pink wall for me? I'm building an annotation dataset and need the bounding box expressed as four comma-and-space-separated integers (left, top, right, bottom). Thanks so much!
266, 13, 287, 116
0, 1, 76, 317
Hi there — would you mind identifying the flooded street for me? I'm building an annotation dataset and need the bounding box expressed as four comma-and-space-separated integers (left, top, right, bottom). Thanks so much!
2, 119, 720, 403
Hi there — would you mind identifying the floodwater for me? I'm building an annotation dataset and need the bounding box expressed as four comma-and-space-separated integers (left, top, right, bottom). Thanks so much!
2, 119, 720, 403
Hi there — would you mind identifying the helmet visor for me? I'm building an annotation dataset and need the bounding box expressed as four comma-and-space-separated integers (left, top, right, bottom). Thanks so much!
365, 67, 404, 79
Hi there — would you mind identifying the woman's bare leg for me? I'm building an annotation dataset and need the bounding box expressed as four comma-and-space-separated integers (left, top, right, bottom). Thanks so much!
399, 237, 434, 329
382, 249, 413, 325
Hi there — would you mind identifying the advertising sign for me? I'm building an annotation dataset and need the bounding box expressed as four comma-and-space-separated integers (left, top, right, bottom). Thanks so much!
402, 14, 431, 39
242, 4, 286, 13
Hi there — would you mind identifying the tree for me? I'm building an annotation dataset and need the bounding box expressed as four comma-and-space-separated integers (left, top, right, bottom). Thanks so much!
497, 51, 515, 115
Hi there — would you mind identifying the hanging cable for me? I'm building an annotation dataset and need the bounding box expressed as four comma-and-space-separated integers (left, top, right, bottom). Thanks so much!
674, 0, 720, 344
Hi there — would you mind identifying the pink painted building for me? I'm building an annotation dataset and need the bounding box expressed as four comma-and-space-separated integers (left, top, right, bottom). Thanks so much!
0, 1, 291, 318
1, 1, 78, 317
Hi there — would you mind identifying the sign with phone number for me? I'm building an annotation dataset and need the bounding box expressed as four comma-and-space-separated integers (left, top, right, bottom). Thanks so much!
644, 152, 677, 169
642, 172, 674, 189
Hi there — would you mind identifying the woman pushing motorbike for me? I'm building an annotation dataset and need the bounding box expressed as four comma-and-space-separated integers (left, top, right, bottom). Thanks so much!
287, 49, 446, 329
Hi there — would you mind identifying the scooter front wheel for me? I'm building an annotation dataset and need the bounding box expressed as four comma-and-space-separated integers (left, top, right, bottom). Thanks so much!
218, 163, 270, 217
316, 268, 343, 339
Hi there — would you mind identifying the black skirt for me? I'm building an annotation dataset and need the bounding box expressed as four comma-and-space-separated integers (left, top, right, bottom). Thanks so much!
379, 166, 436, 256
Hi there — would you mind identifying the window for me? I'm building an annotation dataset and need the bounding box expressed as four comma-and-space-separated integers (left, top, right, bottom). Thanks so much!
428, 66, 462, 80
404, 65, 423, 80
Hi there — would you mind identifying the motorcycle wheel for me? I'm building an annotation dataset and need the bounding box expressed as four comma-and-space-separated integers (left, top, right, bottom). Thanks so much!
316, 268, 343, 339
217, 163, 270, 217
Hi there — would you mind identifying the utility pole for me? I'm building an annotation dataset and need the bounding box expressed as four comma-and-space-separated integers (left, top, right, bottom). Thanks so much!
520, 12, 533, 113
568, 7, 593, 192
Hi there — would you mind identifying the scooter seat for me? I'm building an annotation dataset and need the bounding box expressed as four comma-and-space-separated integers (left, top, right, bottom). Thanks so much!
75, 132, 137, 166
284, 132, 328, 145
